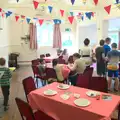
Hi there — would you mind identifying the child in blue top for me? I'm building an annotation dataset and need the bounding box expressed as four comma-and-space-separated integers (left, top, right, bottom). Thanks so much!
104, 37, 111, 57
107, 43, 120, 92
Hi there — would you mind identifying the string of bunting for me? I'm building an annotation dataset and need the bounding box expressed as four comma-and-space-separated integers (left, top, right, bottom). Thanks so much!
1, 0, 120, 25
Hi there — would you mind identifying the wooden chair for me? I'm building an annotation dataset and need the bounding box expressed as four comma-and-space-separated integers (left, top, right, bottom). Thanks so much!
15, 97, 55, 120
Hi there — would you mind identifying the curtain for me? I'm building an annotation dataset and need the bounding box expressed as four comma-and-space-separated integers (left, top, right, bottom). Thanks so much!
53, 24, 62, 48
29, 23, 37, 49
118, 32, 120, 50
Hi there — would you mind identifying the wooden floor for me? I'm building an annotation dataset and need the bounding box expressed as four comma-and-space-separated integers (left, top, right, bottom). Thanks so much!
0, 65, 119, 120
0, 65, 33, 120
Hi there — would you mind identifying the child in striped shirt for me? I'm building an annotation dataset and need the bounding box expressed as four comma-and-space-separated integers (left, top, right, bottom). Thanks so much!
0, 58, 12, 111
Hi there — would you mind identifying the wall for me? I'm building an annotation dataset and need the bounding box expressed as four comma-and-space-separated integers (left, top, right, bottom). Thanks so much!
77, 24, 97, 49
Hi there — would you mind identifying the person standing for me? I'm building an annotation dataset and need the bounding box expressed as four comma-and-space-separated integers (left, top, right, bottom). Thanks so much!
107, 43, 120, 92
95, 40, 106, 76
104, 37, 111, 57
80, 38, 92, 67
0, 58, 12, 111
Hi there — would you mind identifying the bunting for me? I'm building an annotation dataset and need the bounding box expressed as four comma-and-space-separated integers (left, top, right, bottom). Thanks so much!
48, 6, 53, 13
39, 19, 44, 25
70, 12, 74, 16
71, 0, 75, 5
93, 0, 98, 5
116, 0, 120, 4
0, 8, 2, 12
26, 18, 31, 24
16, 0, 19, 2
15, 15, 19, 22
60, 9, 64, 17
53, 19, 61, 24
68, 16, 74, 24
104, 5, 111, 14
33, 1, 39, 9
85, 12, 92, 19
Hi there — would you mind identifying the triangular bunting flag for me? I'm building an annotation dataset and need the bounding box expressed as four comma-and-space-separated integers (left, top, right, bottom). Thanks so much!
26, 18, 31, 24
16, 0, 19, 2
0, 8, 2, 12
85, 12, 92, 19
116, 0, 119, 4
15, 16, 19, 22
104, 5, 111, 14
70, 12, 74, 16
33, 1, 39, 9
48, 6, 53, 13
8, 11, 12, 16
81, 16, 84, 21
60, 9, 64, 17
53, 19, 61, 24
39, 19, 44, 26
2, 13, 4, 18
21, 15, 25, 19
92, 12, 94, 17
71, 0, 75, 5
68, 16, 74, 24
93, 0, 98, 5
6, 13, 10, 18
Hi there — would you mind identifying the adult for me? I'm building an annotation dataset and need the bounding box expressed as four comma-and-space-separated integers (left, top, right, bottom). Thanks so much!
107, 43, 120, 92
68, 53, 86, 86
104, 37, 111, 57
80, 38, 92, 67
95, 40, 106, 76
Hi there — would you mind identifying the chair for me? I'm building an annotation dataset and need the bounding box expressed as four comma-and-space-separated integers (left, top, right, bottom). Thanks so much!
15, 97, 55, 120
76, 74, 90, 88
31, 59, 39, 66
40, 54, 45, 58
46, 53, 51, 57
31, 65, 46, 87
45, 68, 57, 80
22, 77, 36, 102
89, 77, 108, 93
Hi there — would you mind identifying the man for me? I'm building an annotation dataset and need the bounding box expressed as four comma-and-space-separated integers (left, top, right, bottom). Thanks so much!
104, 37, 111, 57
68, 53, 86, 86
107, 43, 120, 92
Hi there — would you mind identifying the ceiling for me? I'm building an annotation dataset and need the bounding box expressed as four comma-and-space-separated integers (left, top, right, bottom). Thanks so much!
0, 0, 119, 23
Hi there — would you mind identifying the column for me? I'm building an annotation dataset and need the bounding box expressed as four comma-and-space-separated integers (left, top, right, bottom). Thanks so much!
96, 10, 109, 44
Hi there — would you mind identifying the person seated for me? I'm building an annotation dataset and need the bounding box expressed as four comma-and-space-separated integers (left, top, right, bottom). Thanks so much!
80, 38, 93, 67
68, 53, 86, 86
107, 43, 120, 92
52, 59, 70, 82
38, 59, 46, 77
61, 49, 69, 63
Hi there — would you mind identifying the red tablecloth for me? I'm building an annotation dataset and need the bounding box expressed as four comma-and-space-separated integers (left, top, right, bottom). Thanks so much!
28, 82, 120, 120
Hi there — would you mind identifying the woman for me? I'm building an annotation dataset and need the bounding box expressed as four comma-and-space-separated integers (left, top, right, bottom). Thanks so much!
95, 40, 106, 76
80, 38, 92, 67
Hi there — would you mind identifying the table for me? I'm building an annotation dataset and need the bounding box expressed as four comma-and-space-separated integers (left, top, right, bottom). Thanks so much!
28, 82, 120, 120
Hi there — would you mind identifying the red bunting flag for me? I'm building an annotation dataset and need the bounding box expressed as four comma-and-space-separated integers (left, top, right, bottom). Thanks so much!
104, 5, 111, 14
39, 19, 44, 26
21, 15, 25, 19
33, 1, 39, 9
92, 12, 94, 17
2, 13, 4, 18
93, 0, 98, 5
68, 16, 74, 24
0, 8, 2, 12
60, 9, 64, 17
15, 16, 19, 22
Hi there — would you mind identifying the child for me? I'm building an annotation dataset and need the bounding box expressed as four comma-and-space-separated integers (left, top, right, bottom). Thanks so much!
0, 58, 12, 111
95, 40, 106, 76
38, 59, 46, 77
107, 43, 120, 92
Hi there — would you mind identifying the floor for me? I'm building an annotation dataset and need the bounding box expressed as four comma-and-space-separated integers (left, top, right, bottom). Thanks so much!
0, 65, 119, 120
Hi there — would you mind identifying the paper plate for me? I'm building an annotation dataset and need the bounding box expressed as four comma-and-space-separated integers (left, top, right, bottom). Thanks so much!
74, 98, 91, 107
86, 90, 100, 97
57, 84, 70, 90
44, 89, 57, 96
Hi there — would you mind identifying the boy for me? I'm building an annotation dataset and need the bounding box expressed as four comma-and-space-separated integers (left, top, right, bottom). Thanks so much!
0, 58, 12, 111
95, 40, 106, 76
107, 43, 120, 92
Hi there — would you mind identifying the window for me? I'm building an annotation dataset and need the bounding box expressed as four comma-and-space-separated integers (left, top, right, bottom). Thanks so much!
108, 32, 119, 44
37, 23, 53, 46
